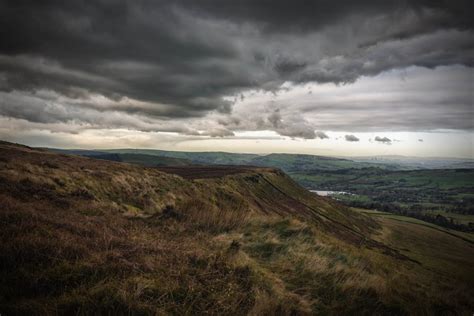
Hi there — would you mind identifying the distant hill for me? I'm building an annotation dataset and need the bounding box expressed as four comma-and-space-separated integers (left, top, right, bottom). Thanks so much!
50, 147, 474, 171
49, 147, 401, 171
47, 148, 192, 167
351, 155, 474, 169
248, 153, 397, 171
1, 140, 473, 314
105, 148, 259, 165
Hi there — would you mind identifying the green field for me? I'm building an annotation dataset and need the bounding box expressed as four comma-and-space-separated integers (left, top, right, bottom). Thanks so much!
290, 168, 474, 230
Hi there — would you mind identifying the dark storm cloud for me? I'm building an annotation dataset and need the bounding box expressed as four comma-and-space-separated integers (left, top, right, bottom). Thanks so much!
0, 0, 247, 118
345, 135, 360, 142
0, 0, 473, 134
180, 0, 474, 33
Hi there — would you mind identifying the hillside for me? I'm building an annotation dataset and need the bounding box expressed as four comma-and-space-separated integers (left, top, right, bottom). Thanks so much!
98, 148, 399, 170
1, 141, 473, 314
47, 149, 192, 167
49, 148, 474, 230
351, 156, 474, 170
106, 148, 259, 165
248, 153, 373, 171
48, 148, 474, 171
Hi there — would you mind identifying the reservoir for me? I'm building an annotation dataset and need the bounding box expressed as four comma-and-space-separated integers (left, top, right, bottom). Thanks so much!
309, 190, 352, 196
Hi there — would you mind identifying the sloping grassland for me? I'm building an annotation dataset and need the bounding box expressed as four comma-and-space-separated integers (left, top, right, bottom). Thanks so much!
0, 141, 473, 315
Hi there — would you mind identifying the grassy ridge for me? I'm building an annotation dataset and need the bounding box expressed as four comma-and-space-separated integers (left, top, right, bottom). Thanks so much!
1, 141, 473, 314
48, 149, 192, 167
66, 148, 396, 170
49, 147, 474, 229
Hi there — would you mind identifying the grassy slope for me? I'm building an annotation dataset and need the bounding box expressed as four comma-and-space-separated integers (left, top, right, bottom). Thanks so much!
48, 148, 192, 167
106, 148, 258, 165
250, 154, 396, 171
103, 149, 398, 170
54, 149, 474, 226
375, 218, 474, 285
1, 141, 473, 315
356, 208, 474, 311
117, 153, 191, 167
354, 209, 474, 244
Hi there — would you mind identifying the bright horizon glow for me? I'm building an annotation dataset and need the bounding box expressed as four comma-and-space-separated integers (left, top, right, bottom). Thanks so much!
1, 128, 472, 159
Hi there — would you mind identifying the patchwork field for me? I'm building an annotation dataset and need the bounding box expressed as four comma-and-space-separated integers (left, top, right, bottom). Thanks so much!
292, 168, 474, 231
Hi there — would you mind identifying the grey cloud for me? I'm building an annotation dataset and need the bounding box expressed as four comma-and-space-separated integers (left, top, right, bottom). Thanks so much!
0, 2, 251, 119
203, 61, 473, 137
217, 116, 241, 127
0, 1, 473, 121
418, 138, 424, 142
268, 109, 283, 129
264, 109, 317, 139
374, 136, 392, 144
345, 135, 360, 142
292, 30, 474, 85
0, 90, 202, 135
180, 1, 473, 34
205, 128, 235, 138
209, 107, 325, 140
276, 124, 316, 139
315, 131, 329, 139
275, 65, 474, 131
0, 0, 472, 139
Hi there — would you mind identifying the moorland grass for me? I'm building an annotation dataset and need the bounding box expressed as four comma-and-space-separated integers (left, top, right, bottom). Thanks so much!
1, 142, 473, 315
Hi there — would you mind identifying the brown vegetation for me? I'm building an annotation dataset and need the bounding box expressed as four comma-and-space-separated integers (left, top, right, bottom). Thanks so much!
0, 141, 473, 315
156, 165, 275, 179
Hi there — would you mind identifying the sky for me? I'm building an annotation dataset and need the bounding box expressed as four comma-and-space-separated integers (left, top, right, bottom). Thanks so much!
0, 0, 473, 158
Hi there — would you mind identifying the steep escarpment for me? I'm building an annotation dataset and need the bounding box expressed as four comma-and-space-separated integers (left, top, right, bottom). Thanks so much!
1, 141, 473, 315
0, 141, 374, 239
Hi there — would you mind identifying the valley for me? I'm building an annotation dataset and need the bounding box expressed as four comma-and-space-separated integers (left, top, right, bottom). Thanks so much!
2, 1, 472, 314
293, 168, 474, 232
1, 141, 473, 314
55, 147, 474, 232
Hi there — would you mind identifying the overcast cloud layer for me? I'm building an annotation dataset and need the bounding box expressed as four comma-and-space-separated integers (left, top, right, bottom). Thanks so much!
0, 0, 473, 143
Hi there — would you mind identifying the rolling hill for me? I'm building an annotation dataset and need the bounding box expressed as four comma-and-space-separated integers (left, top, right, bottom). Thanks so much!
106, 148, 259, 165
1, 141, 473, 314
48, 148, 474, 230
47, 149, 192, 167
47, 147, 404, 172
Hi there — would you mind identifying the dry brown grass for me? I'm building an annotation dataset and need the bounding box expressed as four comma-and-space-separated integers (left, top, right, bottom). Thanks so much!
172, 198, 249, 232
1, 141, 473, 315
0, 194, 256, 315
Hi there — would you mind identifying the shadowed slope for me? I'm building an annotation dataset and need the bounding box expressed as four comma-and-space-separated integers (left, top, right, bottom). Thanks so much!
1, 141, 473, 315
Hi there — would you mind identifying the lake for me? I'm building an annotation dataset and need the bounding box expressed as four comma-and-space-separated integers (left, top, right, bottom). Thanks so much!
309, 190, 353, 196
